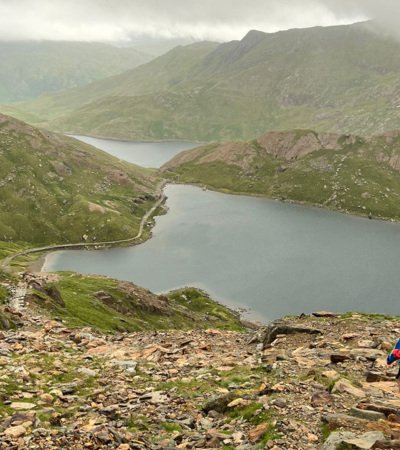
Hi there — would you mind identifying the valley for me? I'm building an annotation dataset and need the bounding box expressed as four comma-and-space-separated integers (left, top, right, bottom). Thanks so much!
0, 41, 152, 103
2, 8, 400, 449
8, 22, 400, 142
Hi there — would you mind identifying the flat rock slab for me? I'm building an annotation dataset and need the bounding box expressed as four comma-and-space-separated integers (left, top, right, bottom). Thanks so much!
10, 402, 36, 410
332, 379, 366, 398
350, 407, 386, 421
3, 425, 27, 438
363, 381, 399, 396
323, 431, 385, 450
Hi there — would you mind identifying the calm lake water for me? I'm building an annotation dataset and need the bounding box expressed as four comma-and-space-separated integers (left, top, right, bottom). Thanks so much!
71, 135, 199, 168
44, 184, 400, 321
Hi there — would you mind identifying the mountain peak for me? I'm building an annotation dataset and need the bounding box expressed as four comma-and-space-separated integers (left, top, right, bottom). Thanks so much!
240, 29, 267, 47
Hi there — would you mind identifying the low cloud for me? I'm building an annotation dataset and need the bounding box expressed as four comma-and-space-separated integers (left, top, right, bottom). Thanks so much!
0, 0, 396, 43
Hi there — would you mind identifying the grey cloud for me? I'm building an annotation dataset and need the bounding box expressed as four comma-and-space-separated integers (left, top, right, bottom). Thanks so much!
0, 0, 395, 43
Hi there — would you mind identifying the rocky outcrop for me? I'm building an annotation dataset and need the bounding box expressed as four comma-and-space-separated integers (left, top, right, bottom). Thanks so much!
162, 130, 346, 174
256, 131, 341, 161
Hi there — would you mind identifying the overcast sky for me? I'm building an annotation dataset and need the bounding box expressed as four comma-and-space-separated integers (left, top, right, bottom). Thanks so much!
0, 0, 398, 43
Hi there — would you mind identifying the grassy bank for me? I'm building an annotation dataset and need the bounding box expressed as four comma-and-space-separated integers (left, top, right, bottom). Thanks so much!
26, 273, 246, 333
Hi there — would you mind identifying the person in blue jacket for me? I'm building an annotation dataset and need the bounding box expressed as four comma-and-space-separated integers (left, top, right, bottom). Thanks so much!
387, 339, 400, 392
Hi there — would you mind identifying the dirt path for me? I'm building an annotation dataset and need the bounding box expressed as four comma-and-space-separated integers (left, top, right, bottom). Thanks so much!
0, 183, 167, 272
6, 281, 27, 311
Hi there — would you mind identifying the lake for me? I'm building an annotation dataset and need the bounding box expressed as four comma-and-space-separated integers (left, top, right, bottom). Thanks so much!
71, 135, 200, 168
44, 183, 400, 321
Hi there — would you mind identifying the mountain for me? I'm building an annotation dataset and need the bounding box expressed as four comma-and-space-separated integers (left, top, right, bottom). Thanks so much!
0, 41, 152, 103
127, 36, 198, 57
9, 41, 219, 127
12, 21, 400, 141
0, 113, 159, 245
162, 129, 400, 220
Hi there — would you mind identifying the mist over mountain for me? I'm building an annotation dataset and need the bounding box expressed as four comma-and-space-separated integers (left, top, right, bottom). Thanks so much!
12, 21, 400, 141
0, 41, 152, 103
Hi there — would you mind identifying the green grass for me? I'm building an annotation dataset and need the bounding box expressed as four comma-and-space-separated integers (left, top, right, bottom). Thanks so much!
228, 402, 264, 422
0, 115, 160, 246
155, 379, 216, 399
29, 273, 246, 333
228, 402, 280, 448
167, 288, 244, 331
160, 422, 183, 433
0, 286, 7, 305
338, 311, 400, 321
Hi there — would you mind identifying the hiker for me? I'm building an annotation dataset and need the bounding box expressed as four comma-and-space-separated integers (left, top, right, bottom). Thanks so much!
387, 339, 400, 392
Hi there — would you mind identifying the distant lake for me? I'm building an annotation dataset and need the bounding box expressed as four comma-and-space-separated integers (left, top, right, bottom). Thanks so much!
44, 184, 400, 321
71, 135, 199, 168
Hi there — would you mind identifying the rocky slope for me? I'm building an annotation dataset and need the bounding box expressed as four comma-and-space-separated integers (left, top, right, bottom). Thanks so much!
162, 129, 400, 220
0, 274, 400, 449
11, 21, 400, 141
0, 114, 160, 245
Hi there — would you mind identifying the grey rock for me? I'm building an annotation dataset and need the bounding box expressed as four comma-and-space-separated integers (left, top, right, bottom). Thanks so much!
77, 367, 97, 377
111, 359, 137, 374
323, 431, 385, 450
202, 392, 238, 414
349, 407, 386, 421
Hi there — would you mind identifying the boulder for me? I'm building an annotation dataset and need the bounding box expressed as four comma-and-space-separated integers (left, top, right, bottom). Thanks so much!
331, 379, 366, 398
262, 323, 322, 347
3, 425, 27, 438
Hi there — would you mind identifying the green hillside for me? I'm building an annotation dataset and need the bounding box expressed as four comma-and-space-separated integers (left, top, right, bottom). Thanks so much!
162, 129, 400, 220
9, 41, 219, 125
25, 273, 244, 333
0, 113, 160, 245
11, 21, 400, 141
0, 41, 152, 103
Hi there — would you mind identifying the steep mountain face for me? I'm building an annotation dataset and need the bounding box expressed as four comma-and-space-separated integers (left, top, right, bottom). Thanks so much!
0, 41, 152, 103
162, 129, 400, 220
0, 114, 159, 245
12, 21, 400, 141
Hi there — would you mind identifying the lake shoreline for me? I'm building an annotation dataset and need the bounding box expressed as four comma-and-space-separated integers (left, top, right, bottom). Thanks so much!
35, 180, 399, 283
67, 133, 207, 146
2, 181, 167, 274
171, 181, 399, 225
41, 183, 400, 319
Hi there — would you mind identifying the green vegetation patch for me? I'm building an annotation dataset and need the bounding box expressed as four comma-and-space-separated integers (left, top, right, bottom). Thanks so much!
30, 273, 246, 333
0, 286, 7, 305
0, 115, 160, 246
167, 288, 244, 331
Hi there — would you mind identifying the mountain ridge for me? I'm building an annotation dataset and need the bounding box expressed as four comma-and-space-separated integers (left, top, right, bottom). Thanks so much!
11, 20, 400, 141
162, 128, 400, 220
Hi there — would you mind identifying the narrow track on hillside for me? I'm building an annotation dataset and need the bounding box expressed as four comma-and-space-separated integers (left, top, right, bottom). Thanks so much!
7, 282, 27, 311
1, 183, 167, 272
